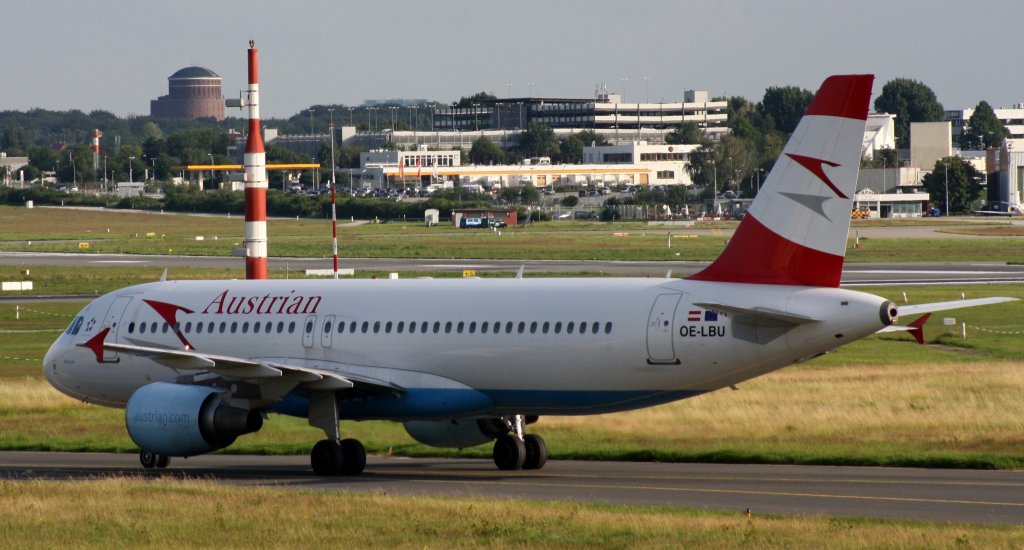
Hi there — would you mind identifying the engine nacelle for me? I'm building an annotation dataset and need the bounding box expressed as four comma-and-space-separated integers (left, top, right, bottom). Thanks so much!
404, 418, 508, 449
125, 382, 263, 457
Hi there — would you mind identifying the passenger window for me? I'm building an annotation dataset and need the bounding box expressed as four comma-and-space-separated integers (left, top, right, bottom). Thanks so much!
457, 321, 464, 334
385, 321, 393, 333
254, 322, 261, 334
289, 321, 296, 333
373, 321, 381, 334
542, 321, 550, 334
530, 322, 537, 334
433, 322, 440, 334
162, 323, 169, 334
592, 322, 599, 334
349, 321, 357, 333
220, 322, 226, 334
185, 322, 192, 333
265, 322, 272, 333
605, 322, 613, 334
305, 320, 314, 334
445, 321, 452, 334
580, 322, 587, 335
397, 321, 404, 333
506, 322, 513, 334
128, 322, 135, 334
338, 322, 345, 334
554, 322, 562, 334
362, 321, 369, 333
408, 322, 415, 334
231, 321, 238, 333
481, 321, 488, 333
324, 320, 333, 333
517, 322, 525, 334
242, 322, 249, 333
469, 321, 476, 334
421, 321, 428, 333
277, 321, 284, 333
139, 322, 146, 334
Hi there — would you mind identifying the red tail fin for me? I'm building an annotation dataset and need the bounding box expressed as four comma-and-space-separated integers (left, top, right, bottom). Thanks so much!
688, 75, 873, 287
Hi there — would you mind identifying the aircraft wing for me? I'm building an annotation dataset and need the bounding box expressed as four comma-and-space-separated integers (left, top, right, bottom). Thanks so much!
78, 330, 399, 392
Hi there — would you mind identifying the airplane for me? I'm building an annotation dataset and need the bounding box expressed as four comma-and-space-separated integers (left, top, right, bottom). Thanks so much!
43, 75, 1016, 476
973, 201, 1024, 217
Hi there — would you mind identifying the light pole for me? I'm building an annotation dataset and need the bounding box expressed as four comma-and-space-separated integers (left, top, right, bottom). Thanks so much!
944, 159, 949, 216
473, 103, 480, 131
207, 153, 213, 187
128, 156, 135, 183
307, 108, 315, 135
642, 76, 650, 103
103, 155, 108, 192
348, 106, 354, 127
620, 77, 628, 103
68, 153, 76, 188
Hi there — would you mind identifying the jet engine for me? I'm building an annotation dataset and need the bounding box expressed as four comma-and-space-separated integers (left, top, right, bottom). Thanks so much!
125, 382, 263, 457
404, 418, 508, 448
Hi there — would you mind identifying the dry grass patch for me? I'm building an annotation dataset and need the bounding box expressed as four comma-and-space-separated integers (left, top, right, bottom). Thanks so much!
0, 478, 1021, 548
542, 360, 1024, 464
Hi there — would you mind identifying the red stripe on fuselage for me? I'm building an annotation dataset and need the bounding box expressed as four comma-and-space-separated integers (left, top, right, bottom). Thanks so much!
244, 188, 267, 222
687, 214, 844, 287
803, 75, 873, 121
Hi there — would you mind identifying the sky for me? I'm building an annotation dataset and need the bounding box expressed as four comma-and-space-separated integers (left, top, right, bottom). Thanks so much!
5, 1, 1024, 120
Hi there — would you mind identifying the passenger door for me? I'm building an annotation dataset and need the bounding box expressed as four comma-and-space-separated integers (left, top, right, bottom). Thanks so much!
646, 294, 681, 364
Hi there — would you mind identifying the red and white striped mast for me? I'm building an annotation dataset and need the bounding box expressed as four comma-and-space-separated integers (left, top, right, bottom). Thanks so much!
242, 40, 268, 279
329, 119, 339, 279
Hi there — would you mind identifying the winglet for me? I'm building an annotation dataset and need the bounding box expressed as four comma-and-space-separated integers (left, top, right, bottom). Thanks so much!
907, 313, 932, 345
79, 327, 111, 363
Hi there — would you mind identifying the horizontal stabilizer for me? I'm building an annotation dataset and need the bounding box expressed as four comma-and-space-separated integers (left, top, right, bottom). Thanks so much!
898, 297, 1017, 316
693, 302, 819, 327
877, 313, 931, 344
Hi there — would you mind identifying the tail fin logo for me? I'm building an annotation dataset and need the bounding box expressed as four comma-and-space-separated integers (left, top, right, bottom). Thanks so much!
785, 154, 846, 199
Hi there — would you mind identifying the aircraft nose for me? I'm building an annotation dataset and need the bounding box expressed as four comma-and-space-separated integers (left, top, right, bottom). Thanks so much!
42, 337, 66, 382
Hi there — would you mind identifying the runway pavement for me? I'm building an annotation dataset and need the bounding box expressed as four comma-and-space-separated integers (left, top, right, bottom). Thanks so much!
1, 451, 1022, 524
3, 251, 1024, 284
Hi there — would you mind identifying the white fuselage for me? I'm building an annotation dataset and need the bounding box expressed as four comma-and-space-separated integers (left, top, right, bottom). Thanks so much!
45, 277, 891, 420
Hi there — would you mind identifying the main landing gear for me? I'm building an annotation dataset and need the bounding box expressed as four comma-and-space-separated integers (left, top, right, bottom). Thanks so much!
139, 450, 171, 469
492, 415, 547, 471
308, 390, 366, 476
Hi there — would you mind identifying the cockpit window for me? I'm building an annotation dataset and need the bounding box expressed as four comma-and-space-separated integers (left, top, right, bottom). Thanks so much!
66, 316, 84, 335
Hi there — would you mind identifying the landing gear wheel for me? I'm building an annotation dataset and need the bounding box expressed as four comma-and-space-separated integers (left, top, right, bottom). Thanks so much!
311, 439, 344, 476
139, 450, 170, 469
493, 434, 526, 471
523, 434, 548, 470
339, 438, 366, 476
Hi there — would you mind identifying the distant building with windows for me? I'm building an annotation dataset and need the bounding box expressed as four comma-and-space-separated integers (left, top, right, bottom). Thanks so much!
432, 88, 729, 144
150, 66, 225, 121
944, 104, 1024, 151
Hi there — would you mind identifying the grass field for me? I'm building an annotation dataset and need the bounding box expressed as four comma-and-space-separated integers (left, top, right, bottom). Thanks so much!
2, 478, 1021, 549
3, 205, 1024, 262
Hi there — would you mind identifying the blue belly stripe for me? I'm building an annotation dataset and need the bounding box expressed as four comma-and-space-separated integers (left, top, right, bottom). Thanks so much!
272, 388, 706, 420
